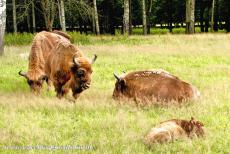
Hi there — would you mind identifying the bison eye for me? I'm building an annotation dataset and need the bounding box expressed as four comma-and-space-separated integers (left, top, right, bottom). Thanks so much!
76, 69, 85, 77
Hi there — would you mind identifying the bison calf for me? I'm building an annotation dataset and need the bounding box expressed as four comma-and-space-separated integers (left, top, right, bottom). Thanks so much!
145, 117, 204, 144
113, 70, 200, 104
45, 41, 97, 99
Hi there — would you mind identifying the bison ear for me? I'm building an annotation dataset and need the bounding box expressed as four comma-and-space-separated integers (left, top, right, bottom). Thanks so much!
190, 117, 195, 124
120, 79, 126, 87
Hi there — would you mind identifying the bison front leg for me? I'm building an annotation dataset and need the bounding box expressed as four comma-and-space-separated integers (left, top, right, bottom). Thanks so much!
72, 88, 83, 100
46, 78, 52, 92
54, 83, 67, 99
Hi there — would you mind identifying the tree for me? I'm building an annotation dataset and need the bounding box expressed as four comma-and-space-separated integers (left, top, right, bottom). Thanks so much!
12, 0, 17, 33
0, 0, 6, 56
32, 0, 36, 32
211, 0, 215, 32
185, 0, 195, 34
57, 0, 66, 32
93, 0, 100, 35
40, 0, 56, 31
123, 0, 130, 35
142, 0, 147, 35
147, 0, 153, 34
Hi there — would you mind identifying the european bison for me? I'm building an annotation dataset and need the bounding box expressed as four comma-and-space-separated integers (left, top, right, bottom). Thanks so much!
113, 70, 200, 104
19, 31, 70, 93
145, 117, 204, 144
45, 41, 97, 99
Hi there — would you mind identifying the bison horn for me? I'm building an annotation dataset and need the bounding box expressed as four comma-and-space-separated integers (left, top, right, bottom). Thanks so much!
91, 54, 97, 64
19, 71, 29, 79
73, 54, 81, 67
113, 72, 121, 81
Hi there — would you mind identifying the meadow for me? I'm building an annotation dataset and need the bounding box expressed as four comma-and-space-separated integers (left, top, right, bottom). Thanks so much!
0, 33, 230, 153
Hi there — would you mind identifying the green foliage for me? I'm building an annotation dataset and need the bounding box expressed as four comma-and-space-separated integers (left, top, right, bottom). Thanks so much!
4, 33, 34, 46
5, 28, 225, 46
1, 34, 230, 153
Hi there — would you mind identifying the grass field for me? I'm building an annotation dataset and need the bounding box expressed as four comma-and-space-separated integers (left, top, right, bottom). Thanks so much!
1, 34, 230, 153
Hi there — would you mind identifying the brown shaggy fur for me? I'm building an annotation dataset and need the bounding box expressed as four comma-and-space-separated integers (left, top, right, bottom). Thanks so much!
145, 117, 204, 144
19, 31, 70, 93
113, 70, 200, 104
45, 41, 97, 99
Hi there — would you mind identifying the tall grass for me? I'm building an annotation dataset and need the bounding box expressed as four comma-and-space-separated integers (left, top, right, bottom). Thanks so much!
1, 34, 230, 153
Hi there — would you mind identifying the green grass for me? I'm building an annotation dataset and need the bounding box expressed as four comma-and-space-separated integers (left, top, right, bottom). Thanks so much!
1, 34, 230, 153
5, 27, 226, 46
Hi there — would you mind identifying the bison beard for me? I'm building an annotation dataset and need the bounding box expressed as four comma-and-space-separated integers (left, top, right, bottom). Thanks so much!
45, 41, 97, 99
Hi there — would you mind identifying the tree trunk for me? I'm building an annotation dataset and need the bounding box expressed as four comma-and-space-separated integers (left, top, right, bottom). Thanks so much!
59, 0, 66, 32
147, 0, 153, 34
26, 0, 31, 32
123, 0, 130, 35
32, 0, 36, 33
0, 0, 6, 56
12, 0, 17, 33
186, 0, 195, 34
210, 0, 215, 32
142, 0, 147, 35
93, 0, 100, 35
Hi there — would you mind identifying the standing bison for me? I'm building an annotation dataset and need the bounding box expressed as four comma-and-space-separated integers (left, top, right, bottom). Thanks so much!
45, 41, 97, 99
113, 70, 200, 104
145, 117, 204, 144
19, 31, 70, 94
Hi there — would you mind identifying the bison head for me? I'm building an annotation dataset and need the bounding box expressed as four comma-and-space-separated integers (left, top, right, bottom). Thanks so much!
182, 117, 205, 138
70, 54, 97, 97
18, 71, 48, 94
112, 72, 127, 99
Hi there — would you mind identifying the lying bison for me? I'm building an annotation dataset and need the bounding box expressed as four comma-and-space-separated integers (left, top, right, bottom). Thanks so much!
45, 41, 97, 99
19, 31, 70, 93
113, 70, 200, 104
145, 117, 204, 144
